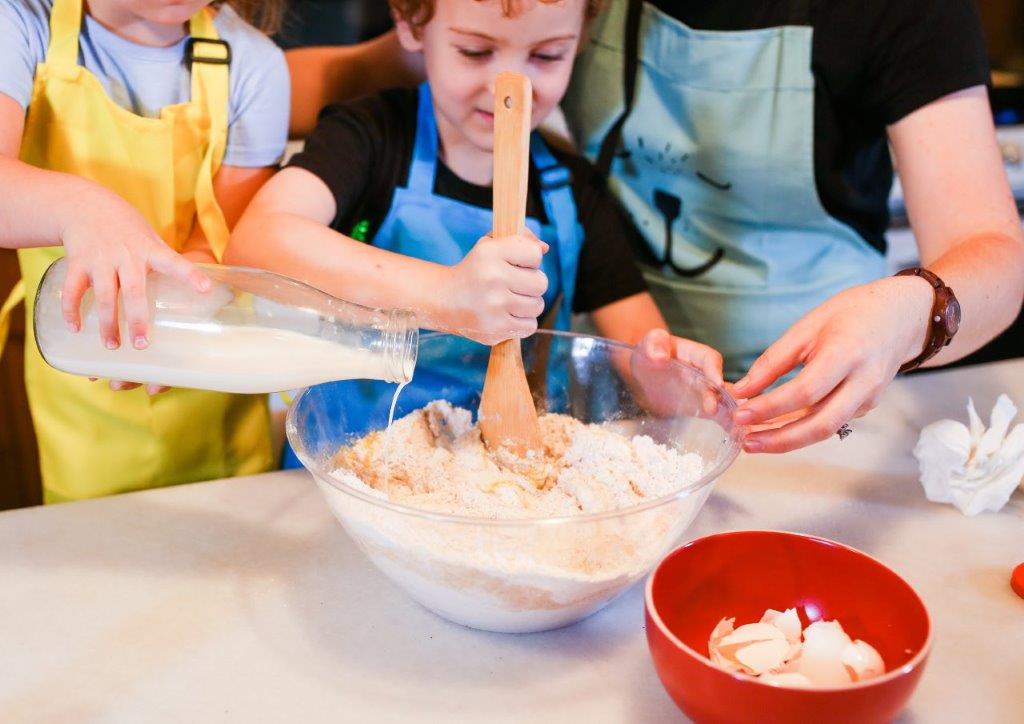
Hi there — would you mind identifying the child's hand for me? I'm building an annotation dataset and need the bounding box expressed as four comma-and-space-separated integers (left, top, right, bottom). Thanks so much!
441, 230, 549, 345
90, 378, 169, 396
638, 328, 724, 386
630, 329, 725, 418
60, 193, 210, 350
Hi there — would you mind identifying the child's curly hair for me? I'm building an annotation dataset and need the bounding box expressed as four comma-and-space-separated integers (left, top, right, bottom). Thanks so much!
391, 0, 604, 33
218, 0, 287, 36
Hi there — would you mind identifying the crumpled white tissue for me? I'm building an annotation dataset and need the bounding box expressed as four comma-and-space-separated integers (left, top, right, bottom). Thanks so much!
913, 395, 1024, 515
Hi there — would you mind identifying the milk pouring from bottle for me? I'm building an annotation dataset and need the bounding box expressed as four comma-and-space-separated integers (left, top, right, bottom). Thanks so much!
34, 259, 417, 393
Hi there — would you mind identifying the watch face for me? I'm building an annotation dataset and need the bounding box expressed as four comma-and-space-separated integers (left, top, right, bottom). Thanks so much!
944, 296, 961, 336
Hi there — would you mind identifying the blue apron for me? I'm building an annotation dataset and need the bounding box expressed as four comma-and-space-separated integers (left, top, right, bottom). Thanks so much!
283, 83, 584, 468
561, 0, 887, 380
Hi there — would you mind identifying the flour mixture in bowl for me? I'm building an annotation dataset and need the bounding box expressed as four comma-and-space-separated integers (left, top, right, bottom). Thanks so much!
288, 331, 743, 632
334, 400, 705, 518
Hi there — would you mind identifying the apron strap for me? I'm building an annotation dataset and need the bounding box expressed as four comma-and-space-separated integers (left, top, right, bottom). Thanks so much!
45, 0, 83, 70
407, 83, 440, 193
595, 0, 644, 178
187, 9, 231, 262
532, 135, 582, 329
8, 0, 80, 356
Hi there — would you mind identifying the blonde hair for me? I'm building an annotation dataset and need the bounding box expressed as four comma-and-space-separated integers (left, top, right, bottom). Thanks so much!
390, 0, 604, 33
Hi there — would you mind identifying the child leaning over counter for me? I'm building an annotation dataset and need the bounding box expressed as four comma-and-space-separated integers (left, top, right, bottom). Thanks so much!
0, 0, 290, 500
226, 0, 724, 463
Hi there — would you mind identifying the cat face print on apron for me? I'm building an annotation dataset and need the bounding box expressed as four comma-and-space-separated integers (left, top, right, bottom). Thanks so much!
562, 0, 886, 380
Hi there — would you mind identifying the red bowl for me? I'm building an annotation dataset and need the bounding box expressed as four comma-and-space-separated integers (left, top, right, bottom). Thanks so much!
645, 531, 931, 724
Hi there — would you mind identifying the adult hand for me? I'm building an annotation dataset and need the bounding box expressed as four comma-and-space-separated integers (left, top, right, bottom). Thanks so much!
440, 229, 549, 345
731, 276, 933, 453
60, 190, 210, 350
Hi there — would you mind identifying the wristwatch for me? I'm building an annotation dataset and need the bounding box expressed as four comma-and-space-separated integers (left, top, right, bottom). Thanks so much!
895, 267, 961, 373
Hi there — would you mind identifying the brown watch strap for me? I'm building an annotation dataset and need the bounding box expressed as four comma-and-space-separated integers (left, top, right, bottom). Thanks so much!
896, 268, 960, 373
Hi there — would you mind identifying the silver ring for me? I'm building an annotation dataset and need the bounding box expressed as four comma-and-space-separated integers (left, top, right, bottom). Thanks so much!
836, 423, 853, 440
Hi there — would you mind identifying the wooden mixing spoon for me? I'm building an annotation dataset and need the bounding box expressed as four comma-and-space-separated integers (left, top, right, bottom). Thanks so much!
478, 72, 543, 456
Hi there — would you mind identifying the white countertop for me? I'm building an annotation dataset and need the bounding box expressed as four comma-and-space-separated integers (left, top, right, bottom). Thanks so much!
1, 360, 1023, 722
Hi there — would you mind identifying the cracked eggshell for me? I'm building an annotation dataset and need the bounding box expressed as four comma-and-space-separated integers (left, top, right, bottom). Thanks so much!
708, 617, 740, 672
710, 621, 791, 675
734, 638, 793, 676
718, 622, 786, 648
759, 672, 814, 688
797, 621, 854, 687
707, 610, 887, 688
760, 607, 802, 645
842, 639, 885, 682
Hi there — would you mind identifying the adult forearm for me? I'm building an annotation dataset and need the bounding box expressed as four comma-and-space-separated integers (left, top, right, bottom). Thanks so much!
922, 230, 1024, 366
226, 210, 452, 329
287, 31, 424, 139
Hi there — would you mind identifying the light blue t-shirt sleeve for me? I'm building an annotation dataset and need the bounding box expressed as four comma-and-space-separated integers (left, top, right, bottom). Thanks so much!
0, 1, 288, 167
0, 0, 50, 109
215, 6, 290, 168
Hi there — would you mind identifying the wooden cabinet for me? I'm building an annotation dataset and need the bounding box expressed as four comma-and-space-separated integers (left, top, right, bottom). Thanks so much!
977, 0, 1024, 72
0, 249, 42, 510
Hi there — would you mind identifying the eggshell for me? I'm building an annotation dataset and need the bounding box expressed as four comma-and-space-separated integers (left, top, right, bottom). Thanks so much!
797, 621, 854, 686
708, 617, 741, 672
760, 607, 802, 644
711, 621, 790, 675
707, 610, 887, 688
842, 639, 885, 682
718, 623, 785, 648
759, 672, 814, 688
734, 638, 792, 675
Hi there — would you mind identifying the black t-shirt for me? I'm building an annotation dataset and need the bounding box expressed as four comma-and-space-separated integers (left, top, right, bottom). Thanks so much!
627, 0, 991, 252
289, 88, 649, 314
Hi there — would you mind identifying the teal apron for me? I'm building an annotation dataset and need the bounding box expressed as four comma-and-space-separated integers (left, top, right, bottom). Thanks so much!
283, 83, 584, 466
562, 0, 887, 380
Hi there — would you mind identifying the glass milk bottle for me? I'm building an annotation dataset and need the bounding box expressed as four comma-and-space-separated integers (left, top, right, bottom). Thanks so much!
33, 258, 417, 393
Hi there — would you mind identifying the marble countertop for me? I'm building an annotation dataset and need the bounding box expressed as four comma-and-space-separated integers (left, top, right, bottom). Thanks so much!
1, 360, 1022, 722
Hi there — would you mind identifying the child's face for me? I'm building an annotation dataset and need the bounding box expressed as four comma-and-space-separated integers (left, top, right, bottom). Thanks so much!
396, 0, 587, 154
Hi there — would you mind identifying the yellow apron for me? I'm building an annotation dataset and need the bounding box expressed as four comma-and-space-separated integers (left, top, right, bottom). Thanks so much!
1, 0, 273, 502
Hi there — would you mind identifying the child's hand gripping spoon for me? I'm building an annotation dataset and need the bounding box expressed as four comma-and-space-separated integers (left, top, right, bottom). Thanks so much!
478, 72, 543, 459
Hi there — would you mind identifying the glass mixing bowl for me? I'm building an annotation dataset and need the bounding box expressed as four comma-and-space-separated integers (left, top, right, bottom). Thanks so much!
287, 331, 743, 633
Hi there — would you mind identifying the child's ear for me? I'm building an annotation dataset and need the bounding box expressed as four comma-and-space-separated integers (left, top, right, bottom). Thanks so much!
394, 19, 425, 53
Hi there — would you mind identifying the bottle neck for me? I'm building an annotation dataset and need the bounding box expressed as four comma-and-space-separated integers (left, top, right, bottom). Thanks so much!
381, 309, 418, 383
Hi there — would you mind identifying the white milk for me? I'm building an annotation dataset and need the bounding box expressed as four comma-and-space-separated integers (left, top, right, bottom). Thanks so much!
43, 324, 390, 394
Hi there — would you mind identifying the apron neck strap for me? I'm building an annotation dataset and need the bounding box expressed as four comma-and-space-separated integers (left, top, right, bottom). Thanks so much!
189, 5, 217, 36
187, 7, 228, 103
186, 8, 231, 261
46, 0, 83, 69
531, 136, 574, 214
531, 136, 582, 330
407, 83, 440, 192
595, 0, 643, 177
